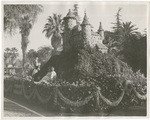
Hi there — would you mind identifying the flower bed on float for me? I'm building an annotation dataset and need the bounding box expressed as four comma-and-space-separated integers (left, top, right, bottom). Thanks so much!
4, 74, 147, 114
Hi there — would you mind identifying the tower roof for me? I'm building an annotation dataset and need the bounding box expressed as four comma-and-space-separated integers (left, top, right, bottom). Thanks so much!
63, 9, 76, 20
98, 22, 104, 32
81, 11, 90, 25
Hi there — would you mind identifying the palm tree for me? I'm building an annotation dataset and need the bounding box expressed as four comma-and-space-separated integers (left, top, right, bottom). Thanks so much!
121, 22, 138, 38
4, 5, 43, 69
118, 22, 139, 63
43, 14, 63, 51
4, 5, 43, 34
19, 16, 32, 68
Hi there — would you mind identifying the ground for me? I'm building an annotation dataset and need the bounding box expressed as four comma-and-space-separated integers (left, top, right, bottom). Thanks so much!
4, 96, 146, 117
4, 98, 41, 117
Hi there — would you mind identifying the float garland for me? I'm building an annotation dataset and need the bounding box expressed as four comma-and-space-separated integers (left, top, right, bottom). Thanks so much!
132, 88, 147, 100
4, 77, 147, 109
56, 87, 94, 107
34, 88, 52, 103
95, 80, 147, 107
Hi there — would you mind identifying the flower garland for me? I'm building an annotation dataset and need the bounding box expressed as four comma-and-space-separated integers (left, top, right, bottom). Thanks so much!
4, 77, 147, 109
95, 80, 147, 107
56, 88, 94, 107
132, 88, 147, 100
34, 88, 52, 104
97, 87, 125, 107
22, 80, 53, 103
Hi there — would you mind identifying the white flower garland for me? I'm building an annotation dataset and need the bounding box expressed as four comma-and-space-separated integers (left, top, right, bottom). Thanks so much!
97, 88, 125, 107
4, 78, 147, 108
133, 88, 147, 100
95, 80, 147, 107
56, 88, 93, 107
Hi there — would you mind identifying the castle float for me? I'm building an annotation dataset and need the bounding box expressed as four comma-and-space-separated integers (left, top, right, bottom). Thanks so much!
62, 9, 108, 53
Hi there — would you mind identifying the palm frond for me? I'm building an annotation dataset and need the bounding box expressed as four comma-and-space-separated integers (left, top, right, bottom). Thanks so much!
43, 14, 63, 39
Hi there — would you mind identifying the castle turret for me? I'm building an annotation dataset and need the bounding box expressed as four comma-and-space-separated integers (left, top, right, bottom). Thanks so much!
81, 11, 91, 47
63, 9, 77, 30
98, 22, 104, 40
63, 9, 77, 52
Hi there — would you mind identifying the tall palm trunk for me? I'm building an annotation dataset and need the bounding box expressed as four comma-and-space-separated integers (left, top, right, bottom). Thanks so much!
21, 34, 29, 69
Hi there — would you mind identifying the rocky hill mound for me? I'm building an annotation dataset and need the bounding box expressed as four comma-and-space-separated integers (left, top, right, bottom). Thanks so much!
34, 47, 146, 85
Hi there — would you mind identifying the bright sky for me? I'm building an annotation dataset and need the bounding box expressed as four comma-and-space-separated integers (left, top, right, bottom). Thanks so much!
3, 2, 148, 58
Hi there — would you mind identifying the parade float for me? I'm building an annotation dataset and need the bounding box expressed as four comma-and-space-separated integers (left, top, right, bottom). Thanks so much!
4, 9, 147, 115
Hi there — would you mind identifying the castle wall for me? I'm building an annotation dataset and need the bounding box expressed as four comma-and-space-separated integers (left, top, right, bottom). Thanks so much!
63, 18, 77, 52
63, 17, 107, 53
70, 32, 83, 49
90, 33, 108, 53
68, 29, 107, 53
63, 30, 72, 52
90, 34, 103, 47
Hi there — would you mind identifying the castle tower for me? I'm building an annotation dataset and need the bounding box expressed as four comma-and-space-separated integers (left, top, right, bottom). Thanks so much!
81, 11, 91, 47
98, 22, 104, 40
63, 9, 77, 52
63, 9, 77, 30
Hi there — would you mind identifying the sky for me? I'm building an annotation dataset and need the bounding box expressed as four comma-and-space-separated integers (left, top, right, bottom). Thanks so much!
3, 2, 148, 58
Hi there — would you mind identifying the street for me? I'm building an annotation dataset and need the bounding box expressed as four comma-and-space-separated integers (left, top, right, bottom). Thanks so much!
3, 97, 146, 117
4, 98, 44, 117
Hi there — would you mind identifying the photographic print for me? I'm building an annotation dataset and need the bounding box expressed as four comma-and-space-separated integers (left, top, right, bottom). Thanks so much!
2, 1, 148, 117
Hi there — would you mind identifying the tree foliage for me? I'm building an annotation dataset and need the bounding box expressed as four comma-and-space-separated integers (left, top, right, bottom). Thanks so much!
4, 5, 43, 69
37, 46, 53, 65
26, 49, 38, 67
103, 8, 146, 76
43, 14, 63, 51
4, 5, 43, 34
26, 46, 52, 68
112, 8, 122, 36
4, 47, 19, 67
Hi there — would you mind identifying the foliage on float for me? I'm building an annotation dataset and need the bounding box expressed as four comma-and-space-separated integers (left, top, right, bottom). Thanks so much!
4, 73, 146, 113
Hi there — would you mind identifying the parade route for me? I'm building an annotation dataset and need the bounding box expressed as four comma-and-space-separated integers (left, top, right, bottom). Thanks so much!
4, 98, 44, 117
4, 97, 146, 117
